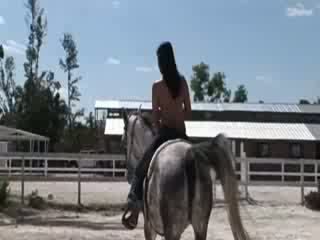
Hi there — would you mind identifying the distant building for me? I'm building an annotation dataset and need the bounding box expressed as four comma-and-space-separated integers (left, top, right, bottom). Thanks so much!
0, 125, 50, 168
95, 100, 320, 160
0, 125, 50, 152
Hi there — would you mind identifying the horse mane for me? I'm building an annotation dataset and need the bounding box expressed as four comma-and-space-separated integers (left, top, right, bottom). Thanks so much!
130, 110, 155, 133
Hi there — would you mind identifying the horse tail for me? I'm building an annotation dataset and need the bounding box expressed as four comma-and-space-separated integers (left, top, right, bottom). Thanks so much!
187, 133, 251, 240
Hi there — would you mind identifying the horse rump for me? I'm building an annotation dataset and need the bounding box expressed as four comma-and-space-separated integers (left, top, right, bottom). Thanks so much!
186, 134, 251, 240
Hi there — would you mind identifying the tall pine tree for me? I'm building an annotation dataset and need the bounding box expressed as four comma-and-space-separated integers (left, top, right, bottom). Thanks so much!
59, 32, 83, 130
18, 0, 68, 150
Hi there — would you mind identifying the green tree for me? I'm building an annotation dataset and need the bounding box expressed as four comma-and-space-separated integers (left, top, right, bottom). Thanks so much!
190, 62, 209, 102
0, 46, 23, 127
0, 52, 16, 114
223, 89, 232, 103
208, 72, 231, 102
190, 62, 231, 102
59, 32, 83, 129
85, 111, 95, 129
23, 0, 48, 84
233, 84, 248, 103
18, 0, 67, 150
0, 45, 4, 59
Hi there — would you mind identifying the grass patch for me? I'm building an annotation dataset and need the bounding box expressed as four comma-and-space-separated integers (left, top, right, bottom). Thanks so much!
0, 186, 125, 218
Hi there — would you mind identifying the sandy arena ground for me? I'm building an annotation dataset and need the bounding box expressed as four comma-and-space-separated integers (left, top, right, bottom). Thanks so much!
0, 181, 319, 240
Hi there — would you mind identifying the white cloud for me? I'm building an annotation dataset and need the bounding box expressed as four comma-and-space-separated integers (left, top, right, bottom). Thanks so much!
112, 0, 120, 9
106, 57, 120, 65
286, 3, 313, 17
2, 40, 26, 55
136, 66, 153, 73
0, 16, 5, 25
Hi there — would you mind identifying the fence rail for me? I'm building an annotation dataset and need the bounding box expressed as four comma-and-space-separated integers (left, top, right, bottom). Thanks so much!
235, 157, 320, 205
0, 152, 319, 205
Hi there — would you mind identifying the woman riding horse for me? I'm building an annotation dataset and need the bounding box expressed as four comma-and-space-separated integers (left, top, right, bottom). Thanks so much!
122, 41, 192, 230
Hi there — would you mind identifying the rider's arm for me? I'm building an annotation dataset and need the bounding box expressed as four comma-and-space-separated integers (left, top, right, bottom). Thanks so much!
152, 82, 161, 129
182, 78, 192, 120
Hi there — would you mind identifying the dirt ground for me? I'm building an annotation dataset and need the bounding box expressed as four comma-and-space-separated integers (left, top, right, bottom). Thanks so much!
0, 182, 319, 240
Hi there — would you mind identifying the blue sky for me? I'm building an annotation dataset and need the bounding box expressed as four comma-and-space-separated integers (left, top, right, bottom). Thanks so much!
1, 0, 320, 113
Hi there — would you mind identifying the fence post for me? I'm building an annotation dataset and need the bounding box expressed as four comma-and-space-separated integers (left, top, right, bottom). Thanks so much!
316, 163, 319, 192
77, 157, 82, 206
281, 160, 284, 183
240, 141, 247, 199
211, 170, 217, 203
244, 158, 249, 201
44, 158, 48, 177
231, 140, 236, 156
21, 156, 25, 205
300, 158, 304, 205
213, 178, 217, 202
8, 159, 11, 177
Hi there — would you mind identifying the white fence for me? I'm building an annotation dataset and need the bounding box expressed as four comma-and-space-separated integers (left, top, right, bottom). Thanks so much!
0, 152, 319, 205
232, 157, 320, 205
0, 152, 126, 205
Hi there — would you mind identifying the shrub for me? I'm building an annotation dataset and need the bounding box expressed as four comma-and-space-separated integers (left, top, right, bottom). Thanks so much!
305, 191, 320, 211
0, 180, 10, 207
28, 189, 46, 210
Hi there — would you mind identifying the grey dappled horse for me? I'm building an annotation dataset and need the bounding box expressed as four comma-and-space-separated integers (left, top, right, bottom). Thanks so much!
121, 108, 251, 240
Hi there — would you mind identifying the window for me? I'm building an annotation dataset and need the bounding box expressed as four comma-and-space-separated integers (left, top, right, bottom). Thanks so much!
258, 143, 270, 157
290, 143, 303, 158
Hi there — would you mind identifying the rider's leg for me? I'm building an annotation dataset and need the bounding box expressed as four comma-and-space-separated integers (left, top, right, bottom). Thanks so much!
122, 130, 166, 229
132, 127, 188, 200
122, 127, 180, 229
128, 129, 169, 204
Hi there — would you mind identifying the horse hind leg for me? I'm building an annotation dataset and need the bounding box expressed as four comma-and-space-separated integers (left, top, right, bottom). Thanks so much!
192, 216, 210, 240
142, 206, 157, 240
191, 196, 212, 240
143, 180, 157, 240
144, 221, 157, 240
162, 212, 184, 240
193, 225, 209, 240
164, 230, 182, 240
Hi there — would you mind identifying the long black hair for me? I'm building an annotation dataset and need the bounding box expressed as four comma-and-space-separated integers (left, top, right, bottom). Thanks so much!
157, 42, 182, 99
